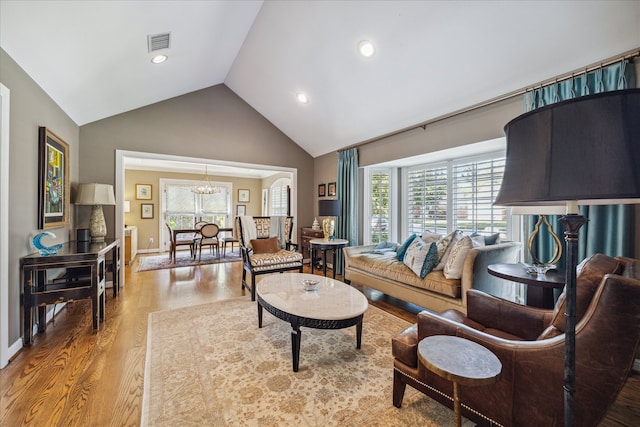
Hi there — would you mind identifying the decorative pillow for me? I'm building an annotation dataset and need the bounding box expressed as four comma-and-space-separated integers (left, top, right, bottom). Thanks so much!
443, 236, 473, 279
433, 230, 460, 271
403, 238, 438, 279
470, 234, 486, 248
250, 237, 279, 254
484, 233, 501, 245
421, 230, 442, 244
375, 241, 399, 251
396, 234, 417, 261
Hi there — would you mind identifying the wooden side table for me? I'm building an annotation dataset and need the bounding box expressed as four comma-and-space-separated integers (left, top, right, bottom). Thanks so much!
418, 335, 502, 427
310, 238, 349, 279
488, 263, 565, 308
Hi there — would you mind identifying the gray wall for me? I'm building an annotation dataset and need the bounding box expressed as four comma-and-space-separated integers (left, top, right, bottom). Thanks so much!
1, 48, 80, 345
79, 84, 315, 237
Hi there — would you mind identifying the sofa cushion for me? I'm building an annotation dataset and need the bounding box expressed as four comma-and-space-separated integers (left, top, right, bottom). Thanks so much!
550, 253, 622, 332
396, 234, 417, 261
403, 238, 438, 279
444, 236, 473, 279
347, 251, 461, 298
249, 249, 303, 269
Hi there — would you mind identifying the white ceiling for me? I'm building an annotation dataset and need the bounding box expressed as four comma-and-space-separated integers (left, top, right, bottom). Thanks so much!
1, 1, 639, 160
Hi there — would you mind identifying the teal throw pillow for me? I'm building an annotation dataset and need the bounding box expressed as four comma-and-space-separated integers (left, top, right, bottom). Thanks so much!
403, 238, 438, 279
396, 234, 417, 261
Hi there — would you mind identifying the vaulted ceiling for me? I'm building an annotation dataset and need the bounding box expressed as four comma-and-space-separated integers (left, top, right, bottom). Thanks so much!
1, 1, 639, 158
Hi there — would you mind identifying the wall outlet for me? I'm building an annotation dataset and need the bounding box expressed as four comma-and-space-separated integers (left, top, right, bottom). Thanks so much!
149, 237, 154, 244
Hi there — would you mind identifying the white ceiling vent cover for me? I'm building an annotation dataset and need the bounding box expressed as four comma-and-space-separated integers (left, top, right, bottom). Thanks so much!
148, 32, 171, 52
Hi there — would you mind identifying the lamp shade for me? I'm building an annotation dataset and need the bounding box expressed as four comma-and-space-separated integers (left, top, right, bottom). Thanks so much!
319, 199, 342, 216
495, 89, 640, 207
75, 183, 116, 206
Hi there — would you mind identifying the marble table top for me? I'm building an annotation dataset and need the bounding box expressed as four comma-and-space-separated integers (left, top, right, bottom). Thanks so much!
256, 273, 368, 320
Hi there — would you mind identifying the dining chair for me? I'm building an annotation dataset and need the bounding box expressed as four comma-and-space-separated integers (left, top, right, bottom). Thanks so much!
166, 223, 196, 262
197, 223, 220, 261
220, 222, 240, 257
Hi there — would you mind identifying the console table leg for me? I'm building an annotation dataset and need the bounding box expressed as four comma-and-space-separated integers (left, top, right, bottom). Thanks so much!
356, 320, 363, 349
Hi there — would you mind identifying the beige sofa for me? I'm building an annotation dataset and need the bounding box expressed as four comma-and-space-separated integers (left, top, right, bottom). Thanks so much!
343, 241, 521, 314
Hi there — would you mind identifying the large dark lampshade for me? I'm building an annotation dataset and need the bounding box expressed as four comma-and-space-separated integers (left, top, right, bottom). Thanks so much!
495, 89, 640, 207
494, 88, 640, 427
318, 199, 342, 216
319, 199, 342, 240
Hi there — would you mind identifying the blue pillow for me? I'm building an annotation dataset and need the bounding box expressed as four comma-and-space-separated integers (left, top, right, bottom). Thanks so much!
375, 241, 399, 251
396, 234, 417, 261
403, 239, 439, 279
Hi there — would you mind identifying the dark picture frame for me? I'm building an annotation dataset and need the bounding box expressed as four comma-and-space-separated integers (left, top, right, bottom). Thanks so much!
141, 203, 154, 219
38, 127, 70, 229
238, 189, 250, 203
318, 184, 326, 197
328, 182, 336, 197
136, 184, 152, 200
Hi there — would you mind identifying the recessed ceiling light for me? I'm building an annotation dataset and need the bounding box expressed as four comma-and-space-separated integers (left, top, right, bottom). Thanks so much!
358, 40, 375, 57
151, 54, 168, 64
296, 92, 309, 104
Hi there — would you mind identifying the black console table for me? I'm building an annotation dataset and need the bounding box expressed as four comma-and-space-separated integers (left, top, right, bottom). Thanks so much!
20, 238, 120, 345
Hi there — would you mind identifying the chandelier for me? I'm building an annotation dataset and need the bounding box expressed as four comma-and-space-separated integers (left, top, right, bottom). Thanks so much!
191, 166, 220, 194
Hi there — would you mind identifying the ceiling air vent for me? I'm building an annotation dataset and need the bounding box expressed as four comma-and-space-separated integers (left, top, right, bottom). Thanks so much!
148, 32, 171, 52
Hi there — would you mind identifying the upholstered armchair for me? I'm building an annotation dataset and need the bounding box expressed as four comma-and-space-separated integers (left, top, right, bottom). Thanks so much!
236, 216, 303, 301
392, 254, 640, 426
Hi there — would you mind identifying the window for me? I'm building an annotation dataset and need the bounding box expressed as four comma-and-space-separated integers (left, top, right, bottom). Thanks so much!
270, 178, 290, 216
366, 169, 392, 244
402, 152, 507, 238
162, 180, 231, 229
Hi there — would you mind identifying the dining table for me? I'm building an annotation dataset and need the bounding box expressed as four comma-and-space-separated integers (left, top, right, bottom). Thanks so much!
170, 226, 232, 261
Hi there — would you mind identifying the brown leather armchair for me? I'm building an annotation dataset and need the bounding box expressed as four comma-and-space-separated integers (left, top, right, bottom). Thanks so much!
392, 254, 640, 426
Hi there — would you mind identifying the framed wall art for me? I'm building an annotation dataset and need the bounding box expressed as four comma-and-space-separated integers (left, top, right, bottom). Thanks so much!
136, 184, 152, 200
318, 184, 326, 197
328, 182, 336, 197
141, 203, 154, 219
236, 205, 246, 216
38, 127, 70, 229
238, 189, 250, 203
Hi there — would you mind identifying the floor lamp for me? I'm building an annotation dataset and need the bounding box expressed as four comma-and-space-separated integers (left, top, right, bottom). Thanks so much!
495, 88, 640, 426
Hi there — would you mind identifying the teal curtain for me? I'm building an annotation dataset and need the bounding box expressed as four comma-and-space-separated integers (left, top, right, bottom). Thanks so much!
335, 148, 359, 275
525, 60, 637, 267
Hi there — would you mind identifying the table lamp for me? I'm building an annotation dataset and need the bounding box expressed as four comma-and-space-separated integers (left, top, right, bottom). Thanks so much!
318, 199, 342, 240
510, 205, 567, 267
495, 88, 640, 426
75, 183, 116, 242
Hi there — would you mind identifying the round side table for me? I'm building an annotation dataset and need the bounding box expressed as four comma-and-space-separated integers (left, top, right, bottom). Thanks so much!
309, 238, 349, 279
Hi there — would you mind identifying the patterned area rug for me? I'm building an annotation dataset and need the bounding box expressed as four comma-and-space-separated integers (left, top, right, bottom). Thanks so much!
137, 250, 241, 272
142, 297, 468, 426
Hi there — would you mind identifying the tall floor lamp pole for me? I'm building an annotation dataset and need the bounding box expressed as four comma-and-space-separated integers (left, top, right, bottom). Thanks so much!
495, 89, 640, 426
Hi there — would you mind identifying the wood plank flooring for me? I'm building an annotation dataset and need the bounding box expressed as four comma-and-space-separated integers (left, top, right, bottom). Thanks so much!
1, 254, 638, 426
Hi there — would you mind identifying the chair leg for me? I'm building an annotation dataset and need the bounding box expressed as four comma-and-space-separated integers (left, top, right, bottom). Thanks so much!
251, 274, 257, 301
393, 369, 407, 408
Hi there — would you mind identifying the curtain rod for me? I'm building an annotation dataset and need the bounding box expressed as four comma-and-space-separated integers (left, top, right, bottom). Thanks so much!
338, 49, 640, 153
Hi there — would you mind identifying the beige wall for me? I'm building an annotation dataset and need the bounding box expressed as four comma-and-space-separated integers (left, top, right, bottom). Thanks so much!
1, 48, 80, 345
123, 169, 264, 251
79, 84, 315, 238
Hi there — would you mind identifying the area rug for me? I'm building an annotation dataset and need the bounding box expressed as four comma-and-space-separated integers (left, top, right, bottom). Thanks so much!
137, 250, 242, 272
142, 297, 469, 426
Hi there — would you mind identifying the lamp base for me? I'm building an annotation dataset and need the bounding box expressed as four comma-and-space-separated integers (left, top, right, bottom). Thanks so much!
322, 217, 335, 241
89, 204, 107, 242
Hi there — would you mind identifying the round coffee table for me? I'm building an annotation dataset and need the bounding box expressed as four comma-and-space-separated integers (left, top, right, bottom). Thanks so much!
418, 335, 502, 427
256, 273, 368, 372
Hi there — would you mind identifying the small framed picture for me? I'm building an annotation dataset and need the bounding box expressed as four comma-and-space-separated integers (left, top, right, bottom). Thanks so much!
238, 189, 250, 203
328, 182, 336, 197
318, 184, 326, 197
141, 203, 154, 219
136, 184, 152, 200
236, 205, 246, 216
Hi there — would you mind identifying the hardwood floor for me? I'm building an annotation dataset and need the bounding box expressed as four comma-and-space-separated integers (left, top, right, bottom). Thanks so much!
1, 255, 638, 426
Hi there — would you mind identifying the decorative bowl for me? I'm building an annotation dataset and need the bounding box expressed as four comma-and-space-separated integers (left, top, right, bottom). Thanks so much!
301, 279, 319, 291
